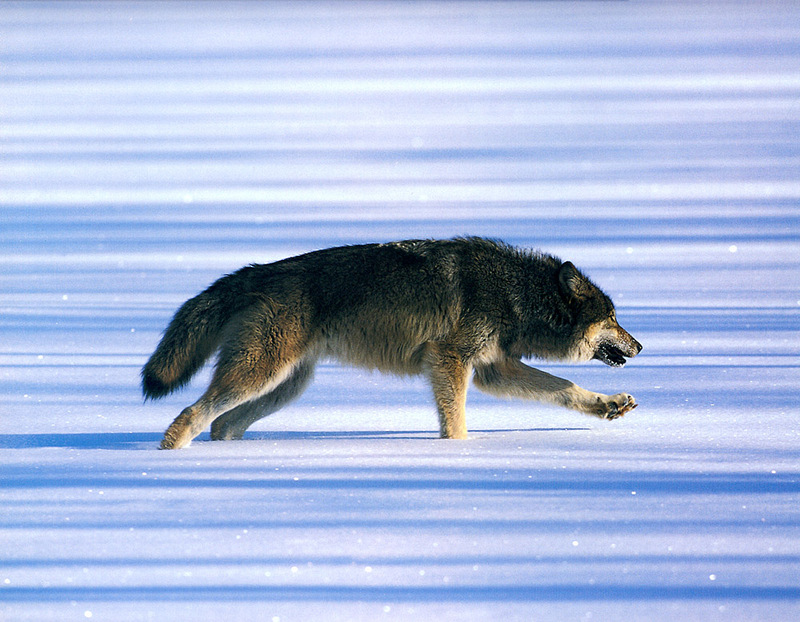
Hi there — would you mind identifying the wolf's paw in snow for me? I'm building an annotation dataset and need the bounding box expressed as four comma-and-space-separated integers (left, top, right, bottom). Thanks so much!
598, 393, 637, 420
160, 413, 195, 449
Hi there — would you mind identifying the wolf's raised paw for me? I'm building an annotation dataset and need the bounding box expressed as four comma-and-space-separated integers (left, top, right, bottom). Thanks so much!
602, 393, 637, 420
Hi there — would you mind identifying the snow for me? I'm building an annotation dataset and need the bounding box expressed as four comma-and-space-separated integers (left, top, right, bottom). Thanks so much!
1, 1, 799, 620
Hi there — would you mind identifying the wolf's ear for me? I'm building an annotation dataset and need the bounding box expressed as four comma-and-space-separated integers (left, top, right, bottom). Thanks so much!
558, 261, 590, 299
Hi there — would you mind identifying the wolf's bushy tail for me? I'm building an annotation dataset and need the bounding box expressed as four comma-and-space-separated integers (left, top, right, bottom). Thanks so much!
140, 290, 225, 399
141, 272, 253, 399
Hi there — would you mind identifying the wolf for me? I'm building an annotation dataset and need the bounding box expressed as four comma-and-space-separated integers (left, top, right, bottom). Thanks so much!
142, 238, 642, 449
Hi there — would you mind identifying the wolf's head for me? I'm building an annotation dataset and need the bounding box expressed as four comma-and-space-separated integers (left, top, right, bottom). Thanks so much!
558, 262, 643, 367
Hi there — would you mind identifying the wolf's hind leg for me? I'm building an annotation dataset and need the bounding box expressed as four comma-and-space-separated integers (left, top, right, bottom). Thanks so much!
473, 358, 637, 420
211, 360, 315, 441
161, 359, 302, 450
160, 300, 310, 449
161, 398, 224, 450
427, 343, 471, 439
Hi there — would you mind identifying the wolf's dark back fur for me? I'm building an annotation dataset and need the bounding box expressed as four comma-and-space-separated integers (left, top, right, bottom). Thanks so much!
142, 238, 580, 398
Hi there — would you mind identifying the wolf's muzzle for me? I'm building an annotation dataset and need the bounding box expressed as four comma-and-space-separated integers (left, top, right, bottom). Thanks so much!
593, 335, 642, 367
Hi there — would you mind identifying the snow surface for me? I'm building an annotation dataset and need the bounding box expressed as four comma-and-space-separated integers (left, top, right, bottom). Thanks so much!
2, 1, 799, 620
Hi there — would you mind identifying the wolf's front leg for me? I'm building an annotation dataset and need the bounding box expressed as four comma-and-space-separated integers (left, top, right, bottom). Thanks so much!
428, 343, 471, 439
473, 358, 637, 420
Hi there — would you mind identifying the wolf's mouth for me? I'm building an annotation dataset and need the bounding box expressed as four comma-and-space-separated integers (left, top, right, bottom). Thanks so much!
593, 343, 628, 367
